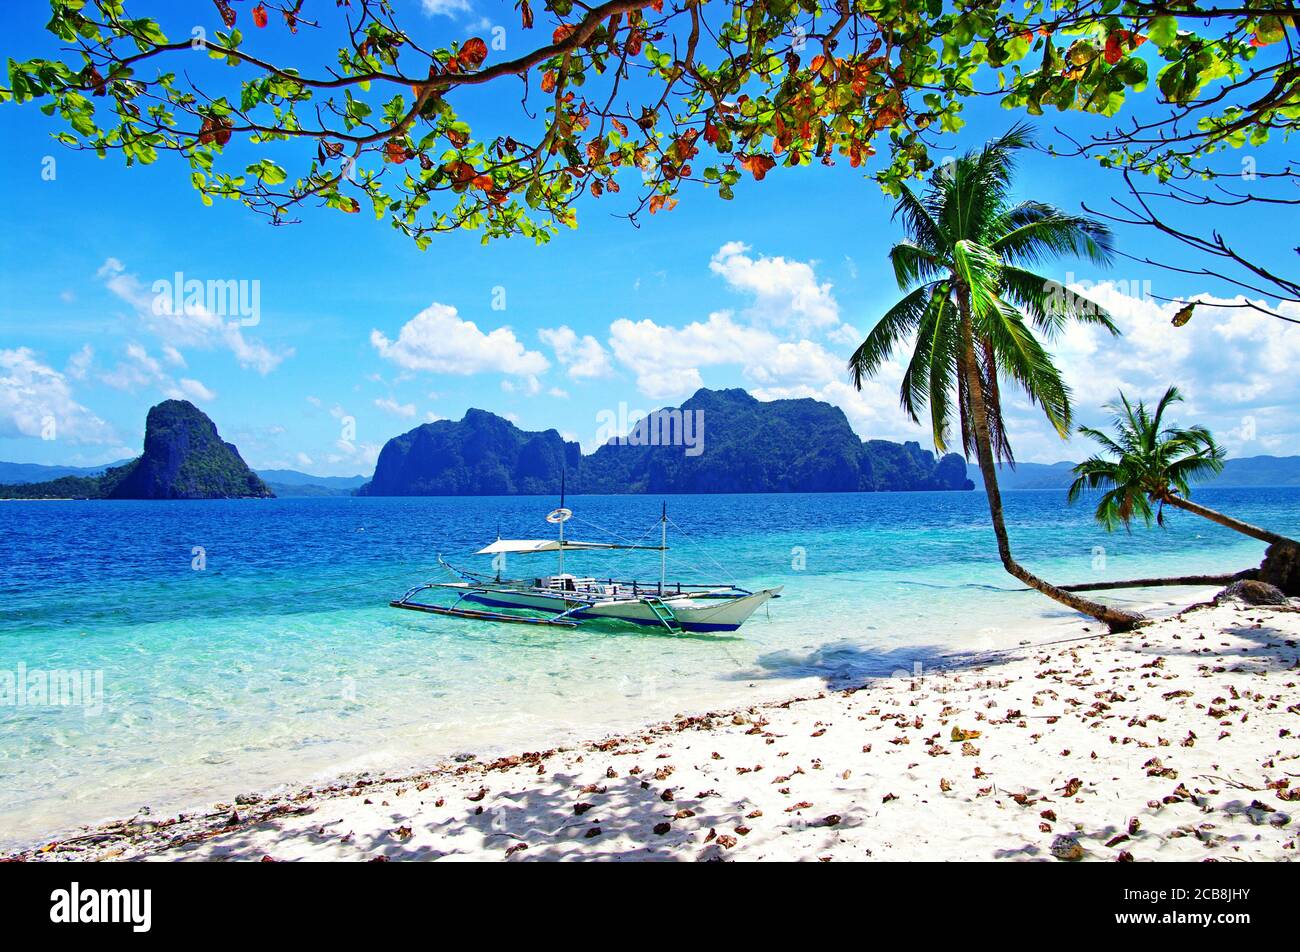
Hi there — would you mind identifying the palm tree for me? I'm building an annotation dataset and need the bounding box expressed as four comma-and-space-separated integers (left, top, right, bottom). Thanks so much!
1069, 385, 1298, 548
849, 124, 1144, 631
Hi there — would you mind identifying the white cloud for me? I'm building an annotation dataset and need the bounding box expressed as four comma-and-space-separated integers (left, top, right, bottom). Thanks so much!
374, 397, 417, 418
501, 375, 542, 396
709, 241, 842, 334
0, 347, 117, 444
171, 378, 216, 402
635, 367, 705, 400
1036, 283, 1300, 461
371, 303, 549, 377
327, 440, 382, 469
97, 258, 288, 375
421, 0, 471, 15
66, 344, 94, 380
101, 344, 217, 404
539, 325, 614, 379
296, 452, 314, 468
608, 310, 857, 402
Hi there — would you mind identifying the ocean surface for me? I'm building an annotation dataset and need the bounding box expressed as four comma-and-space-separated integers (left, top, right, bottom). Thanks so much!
2, 487, 1297, 849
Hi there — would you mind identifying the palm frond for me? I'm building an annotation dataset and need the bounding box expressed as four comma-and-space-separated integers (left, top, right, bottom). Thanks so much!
978, 298, 1073, 437
952, 239, 1003, 320
889, 241, 945, 291
992, 208, 1115, 268
892, 182, 946, 253
848, 283, 936, 388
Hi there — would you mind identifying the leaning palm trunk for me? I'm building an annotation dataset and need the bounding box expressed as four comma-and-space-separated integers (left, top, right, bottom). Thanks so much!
1060, 571, 1253, 592
1159, 493, 1298, 548
957, 316, 1144, 632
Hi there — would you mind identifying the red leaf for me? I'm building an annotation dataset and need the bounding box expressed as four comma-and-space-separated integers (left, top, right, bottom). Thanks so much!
458, 37, 488, 70
252, 4, 269, 28
648, 194, 677, 214
740, 154, 776, 181
198, 115, 233, 147
1104, 30, 1146, 64
520, 0, 534, 30
553, 24, 577, 45
383, 139, 412, 163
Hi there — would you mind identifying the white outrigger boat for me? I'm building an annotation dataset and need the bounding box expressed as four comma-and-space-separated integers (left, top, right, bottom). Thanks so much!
391, 501, 781, 635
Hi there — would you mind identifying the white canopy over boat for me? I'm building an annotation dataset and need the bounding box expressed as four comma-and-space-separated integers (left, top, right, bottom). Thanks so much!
475, 539, 664, 555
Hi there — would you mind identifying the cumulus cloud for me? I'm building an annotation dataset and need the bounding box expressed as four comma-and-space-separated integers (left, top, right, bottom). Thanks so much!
608, 310, 863, 405
709, 241, 843, 335
421, 0, 471, 15
371, 303, 549, 377
501, 375, 542, 396
374, 397, 417, 418
0, 347, 117, 444
539, 325, 613, 379
1028, 283, 1300, 460
173, 378, 216, 402
101, 343, 217, 404
97, 258, 288, 374
66, 344, 94, 381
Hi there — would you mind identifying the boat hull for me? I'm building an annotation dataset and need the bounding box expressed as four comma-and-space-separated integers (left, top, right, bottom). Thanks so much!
460, 586, 781, 633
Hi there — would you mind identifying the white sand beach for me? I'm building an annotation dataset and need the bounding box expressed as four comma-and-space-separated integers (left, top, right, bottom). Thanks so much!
9, 595, 1298, 863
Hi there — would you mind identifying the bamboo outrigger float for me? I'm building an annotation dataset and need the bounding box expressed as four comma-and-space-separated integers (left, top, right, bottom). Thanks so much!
390, 498, 781, 635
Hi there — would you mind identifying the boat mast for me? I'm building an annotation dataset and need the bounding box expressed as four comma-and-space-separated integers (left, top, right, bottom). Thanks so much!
558, 471, 566, 577
660, 501, 667, 595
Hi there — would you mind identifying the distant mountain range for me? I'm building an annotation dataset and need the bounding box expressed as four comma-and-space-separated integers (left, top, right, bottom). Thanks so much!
358, 388, 974, 496
972, 455, 1300, 491
11, 392, 1296, 501
0, 459, 133, 483
256, 470, 367, 497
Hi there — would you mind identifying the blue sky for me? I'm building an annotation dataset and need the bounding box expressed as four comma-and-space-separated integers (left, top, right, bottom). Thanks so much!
2, 0, 1297, 475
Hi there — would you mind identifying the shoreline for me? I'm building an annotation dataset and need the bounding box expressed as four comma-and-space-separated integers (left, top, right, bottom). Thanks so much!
7, 594, 1297, 862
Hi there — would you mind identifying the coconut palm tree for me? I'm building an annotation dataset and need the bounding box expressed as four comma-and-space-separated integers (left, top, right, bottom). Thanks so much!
849, 124, 1144, 631
1069, 385, 1298, 548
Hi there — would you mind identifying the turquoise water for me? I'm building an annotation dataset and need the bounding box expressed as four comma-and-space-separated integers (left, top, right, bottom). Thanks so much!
1, 488, 1296, 848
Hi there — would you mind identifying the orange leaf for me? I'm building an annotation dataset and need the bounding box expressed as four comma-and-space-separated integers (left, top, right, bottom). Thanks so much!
541, 70, 557, 93
383, 139, 411, 163
740, 154, 775, 181
648, 194, 677, 214
252, 4, 268, 28
553, 24, 577, 44
458, 37, 488, 70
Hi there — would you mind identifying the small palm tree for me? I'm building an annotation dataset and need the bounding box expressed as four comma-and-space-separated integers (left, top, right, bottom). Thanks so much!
850, 124, 1143, 631
1070, 385, 1298, 547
